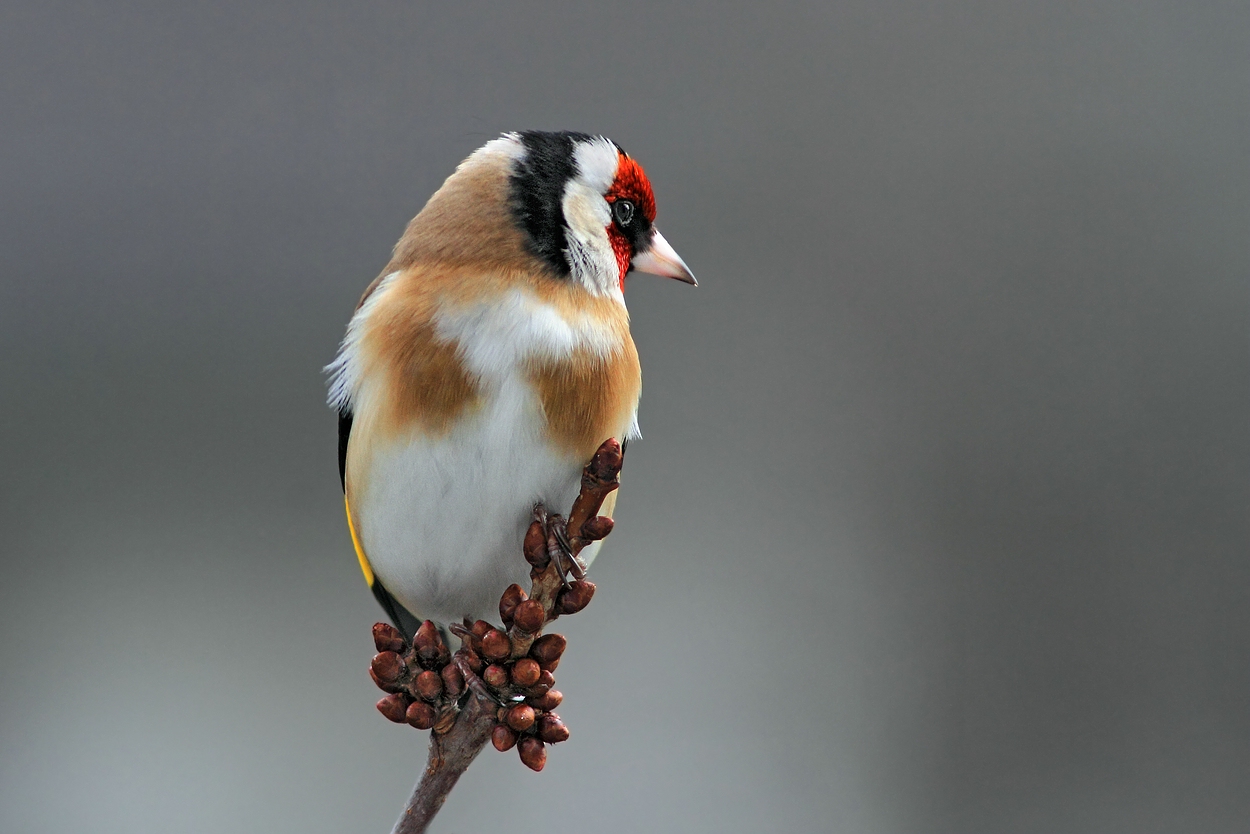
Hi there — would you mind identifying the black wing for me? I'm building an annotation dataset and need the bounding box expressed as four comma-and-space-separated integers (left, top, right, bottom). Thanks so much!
338, 406, 352, 492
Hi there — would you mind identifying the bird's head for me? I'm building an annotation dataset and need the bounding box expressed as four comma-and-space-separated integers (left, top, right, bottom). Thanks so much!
391, 131, 696, 299
509, 130, 696, 295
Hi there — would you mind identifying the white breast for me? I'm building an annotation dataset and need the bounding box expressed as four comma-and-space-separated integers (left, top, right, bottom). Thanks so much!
432, 288, 623, 373
346, 288, 630, 626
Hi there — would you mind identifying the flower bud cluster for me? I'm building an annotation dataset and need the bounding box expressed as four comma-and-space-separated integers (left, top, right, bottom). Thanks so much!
445, 585, 572, 771
369, 621, 462, 731
367, 596, 575, 771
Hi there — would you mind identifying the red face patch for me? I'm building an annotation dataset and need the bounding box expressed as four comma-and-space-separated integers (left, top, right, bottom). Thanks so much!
604, 153, 657, 223
606, 225, 632, 290
604, 152, 657, 289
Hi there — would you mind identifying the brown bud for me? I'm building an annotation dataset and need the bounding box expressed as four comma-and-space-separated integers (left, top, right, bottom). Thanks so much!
506, 703, 536, 733
372, 623, 407, 654
527, 689, 563, 711
405, 701, 435, 730
557, 580, 596, 615
512, 599, 546, 634
413, 670, 443, 701
522, 665, 552, 700
491, 724, 518, 752
498, 584, 527, 627
537, 712, 570, 744
510, 657, 541, 688
414, 620, 441, 651
414, 620, 444, 664
483, 664, 510, 689
518, 736, 546, 771
523, 520, 549, 569
529, 633, 566, 665
471, 620, 494, 639
369, 667, 401, 693
440, 663, 465, 698
481, 629, 511, 661
371, 651, 406, 683
579, 515, 614, 542
590, 437, 623, 480
376, 693, 409, 723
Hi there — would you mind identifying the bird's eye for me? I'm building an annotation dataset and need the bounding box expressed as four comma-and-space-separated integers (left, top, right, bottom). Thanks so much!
612, 200, 635, 227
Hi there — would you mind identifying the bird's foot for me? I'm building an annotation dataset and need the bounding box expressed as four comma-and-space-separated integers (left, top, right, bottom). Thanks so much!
447, 620, 508, 707
533, 508, 586, 585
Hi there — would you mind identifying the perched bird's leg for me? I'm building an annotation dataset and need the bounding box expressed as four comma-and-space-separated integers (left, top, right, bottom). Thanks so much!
532, 504, 578, 584
542, 511, 585, 585
448, 623, 507, 707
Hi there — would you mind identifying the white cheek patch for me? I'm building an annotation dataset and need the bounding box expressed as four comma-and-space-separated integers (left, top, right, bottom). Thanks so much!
561, 181, 620, 297
560, 136, 627, 296
562, 181, 612, 241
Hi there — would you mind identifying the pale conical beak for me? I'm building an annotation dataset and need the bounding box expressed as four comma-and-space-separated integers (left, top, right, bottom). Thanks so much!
630, 229, 697, 286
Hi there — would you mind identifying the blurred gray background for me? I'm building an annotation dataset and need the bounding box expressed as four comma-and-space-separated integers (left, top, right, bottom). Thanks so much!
1, 2, 1246, 832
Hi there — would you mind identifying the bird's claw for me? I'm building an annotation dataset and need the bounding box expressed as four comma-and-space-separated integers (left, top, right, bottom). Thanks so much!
449, 622, 508, 707
538, 508, 585, 586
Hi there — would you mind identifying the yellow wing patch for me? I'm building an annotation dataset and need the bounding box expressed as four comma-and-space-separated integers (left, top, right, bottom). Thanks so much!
345, 495, 375, 587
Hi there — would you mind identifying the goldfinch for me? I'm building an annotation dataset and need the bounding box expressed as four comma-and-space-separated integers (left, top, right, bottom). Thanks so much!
328, 131, 695, 636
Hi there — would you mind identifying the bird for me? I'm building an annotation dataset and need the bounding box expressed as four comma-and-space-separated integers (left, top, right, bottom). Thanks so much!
327, 130, 695, 637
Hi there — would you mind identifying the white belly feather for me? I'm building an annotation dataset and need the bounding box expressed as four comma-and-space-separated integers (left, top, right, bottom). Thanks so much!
357, 375, 591, 625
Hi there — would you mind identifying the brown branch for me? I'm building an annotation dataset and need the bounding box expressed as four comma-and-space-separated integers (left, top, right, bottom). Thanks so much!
370, 438, 625, 834
390, 695, 496, 834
